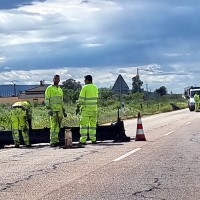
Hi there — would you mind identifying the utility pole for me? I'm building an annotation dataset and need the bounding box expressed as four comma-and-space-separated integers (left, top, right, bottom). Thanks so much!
146, 83, 148, 93
146, 83, 149, 108
136, 68, 140, 92
136, 67, 153, 93
11, 80, 18, 97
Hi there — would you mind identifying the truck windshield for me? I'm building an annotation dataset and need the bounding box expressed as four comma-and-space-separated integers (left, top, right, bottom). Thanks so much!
191, 91, 200, 97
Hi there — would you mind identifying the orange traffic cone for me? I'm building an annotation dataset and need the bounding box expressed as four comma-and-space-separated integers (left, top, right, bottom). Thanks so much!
135, 112, 146, 141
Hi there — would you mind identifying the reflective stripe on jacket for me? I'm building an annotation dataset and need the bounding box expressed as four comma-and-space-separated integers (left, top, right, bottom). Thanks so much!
45, 85, 63, 111
77, 83, 98, 111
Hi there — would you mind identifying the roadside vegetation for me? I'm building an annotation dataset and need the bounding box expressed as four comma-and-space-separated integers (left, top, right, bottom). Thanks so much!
0, 78, 188, 130
0, 92, 187, 130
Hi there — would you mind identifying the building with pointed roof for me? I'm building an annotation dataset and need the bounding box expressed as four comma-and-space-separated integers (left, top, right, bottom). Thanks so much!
18, 80, 48, 102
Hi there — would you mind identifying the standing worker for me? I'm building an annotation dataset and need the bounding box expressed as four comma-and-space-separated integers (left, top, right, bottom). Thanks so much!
194, 93, 200, 111
45, 75, 67, 147
11, 101, 32, 148
76, 75, 98, 145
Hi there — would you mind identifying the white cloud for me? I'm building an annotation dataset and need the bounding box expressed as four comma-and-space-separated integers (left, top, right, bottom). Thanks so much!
0, 64, 191, 93
0, 0, 200, 93
0, 57, 6, 62
162, 53, 191, 57
81, 43, 104, 47
0, 0, 122, 46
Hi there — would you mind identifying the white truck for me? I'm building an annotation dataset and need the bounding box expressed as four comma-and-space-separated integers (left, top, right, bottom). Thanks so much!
184, 86, 200, 111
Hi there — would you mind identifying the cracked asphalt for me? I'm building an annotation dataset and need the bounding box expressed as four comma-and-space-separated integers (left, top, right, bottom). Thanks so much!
1, 109, 200, 199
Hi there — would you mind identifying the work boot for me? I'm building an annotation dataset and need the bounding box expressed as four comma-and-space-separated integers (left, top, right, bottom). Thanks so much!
50, 143, 58, 147
78, 142, 87, 147
91, 141, 97, 144
78, 142, 87, 145
14, 144, 20, 148
26, 144, 32, 148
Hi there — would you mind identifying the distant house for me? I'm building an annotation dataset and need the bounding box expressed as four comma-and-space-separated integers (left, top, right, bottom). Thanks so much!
0, 84, 38, 97
0, 81, 49, 104
18, 80, 49, 103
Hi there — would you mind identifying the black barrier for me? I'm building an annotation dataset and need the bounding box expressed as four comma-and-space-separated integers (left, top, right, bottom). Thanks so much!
0, 120, 130, 148
170, 103, 180, 110
0, 130, 13, 146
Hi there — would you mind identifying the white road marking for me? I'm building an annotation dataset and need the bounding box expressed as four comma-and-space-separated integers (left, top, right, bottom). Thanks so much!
186, 122, 191, 125
165, 131, 174, 136
113, 148, 141, 162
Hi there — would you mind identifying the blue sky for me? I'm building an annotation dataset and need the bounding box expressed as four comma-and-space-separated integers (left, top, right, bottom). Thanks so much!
0, 0, 199, 93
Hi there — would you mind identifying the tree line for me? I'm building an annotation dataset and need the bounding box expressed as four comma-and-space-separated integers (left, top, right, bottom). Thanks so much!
132, 75, 167, 95
61, 77, 168, 104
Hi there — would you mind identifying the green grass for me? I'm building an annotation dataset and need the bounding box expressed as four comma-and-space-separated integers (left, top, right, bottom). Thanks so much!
0, 98, 188, 130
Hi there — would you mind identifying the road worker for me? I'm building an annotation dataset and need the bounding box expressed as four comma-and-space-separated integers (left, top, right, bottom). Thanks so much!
76, 75, 98, 145
194, 93, 200, 111
11, 101, 32, 148
45, 75, 67, 147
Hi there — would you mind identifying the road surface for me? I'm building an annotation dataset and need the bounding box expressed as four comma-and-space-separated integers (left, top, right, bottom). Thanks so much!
1, 109, 200, 200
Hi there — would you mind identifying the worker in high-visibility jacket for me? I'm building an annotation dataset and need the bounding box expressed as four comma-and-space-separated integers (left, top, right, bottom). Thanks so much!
11, 101, 32, 148
45, 75, 67, 147
76, 75, 98, 145
194, 93, 200, 111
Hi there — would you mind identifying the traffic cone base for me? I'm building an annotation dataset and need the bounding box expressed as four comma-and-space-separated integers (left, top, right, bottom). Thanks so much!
135, 112, 146, 141
135, 134, 146, 141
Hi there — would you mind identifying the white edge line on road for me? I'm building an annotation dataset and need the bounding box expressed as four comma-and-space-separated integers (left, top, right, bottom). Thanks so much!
186, 122, 191, 125
164, 131, 174, 136
113, 148, 141, 162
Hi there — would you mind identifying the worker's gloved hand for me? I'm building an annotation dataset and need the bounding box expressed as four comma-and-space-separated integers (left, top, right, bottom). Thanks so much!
48, 109, 53, 116
63, 109, 67, 118
76, 107, 80, 115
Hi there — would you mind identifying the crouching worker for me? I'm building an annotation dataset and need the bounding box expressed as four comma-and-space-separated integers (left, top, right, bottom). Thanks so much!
45, 75, 67, 147
11, 101, 32, 148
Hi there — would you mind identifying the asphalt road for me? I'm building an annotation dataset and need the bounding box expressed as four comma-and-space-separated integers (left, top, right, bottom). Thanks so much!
1, 109, 200, 200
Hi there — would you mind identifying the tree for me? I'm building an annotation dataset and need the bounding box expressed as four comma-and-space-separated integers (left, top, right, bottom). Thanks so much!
155, 86, 167, 96
62, 78, 82, 104
62, 78, 82, 90
63, 89, 80, 103
132, 75, 143, 93
99, 88, 112, 100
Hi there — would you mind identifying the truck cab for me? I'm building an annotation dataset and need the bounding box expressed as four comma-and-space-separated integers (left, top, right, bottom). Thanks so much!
184, 87, 200, 111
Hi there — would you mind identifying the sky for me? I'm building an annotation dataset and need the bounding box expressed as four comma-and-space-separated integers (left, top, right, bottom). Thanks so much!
0, 0, 200, 93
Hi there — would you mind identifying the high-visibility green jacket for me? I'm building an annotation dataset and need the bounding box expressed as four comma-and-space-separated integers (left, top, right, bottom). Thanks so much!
45, 85, 63, 111
194, 94, 200, 102
77, 83, 98, 112
12, 101, 32, 119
